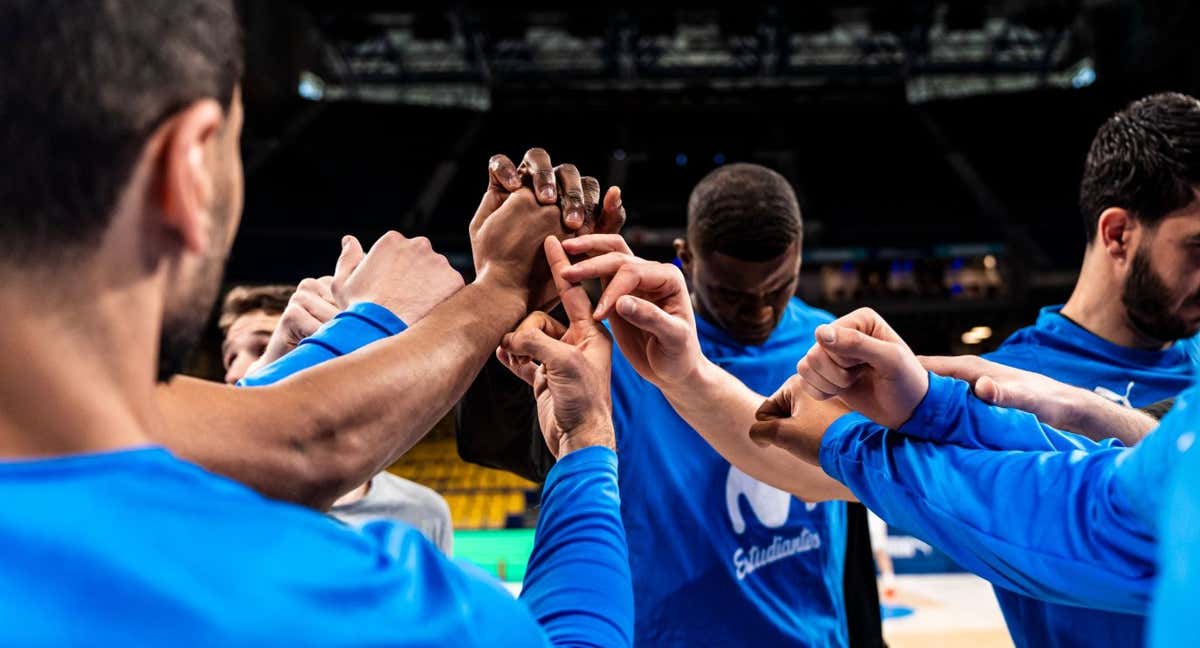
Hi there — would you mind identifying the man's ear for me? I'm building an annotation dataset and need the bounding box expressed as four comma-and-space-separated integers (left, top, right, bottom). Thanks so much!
1096, 207, 1136, 267
674, 237, 693, 273
157, 99, 225, 255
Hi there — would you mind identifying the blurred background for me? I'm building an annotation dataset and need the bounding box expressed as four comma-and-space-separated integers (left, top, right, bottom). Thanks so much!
198, 2, 1200, 643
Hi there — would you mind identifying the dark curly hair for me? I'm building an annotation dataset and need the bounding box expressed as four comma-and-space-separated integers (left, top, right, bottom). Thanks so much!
1079, 92, 1200, 243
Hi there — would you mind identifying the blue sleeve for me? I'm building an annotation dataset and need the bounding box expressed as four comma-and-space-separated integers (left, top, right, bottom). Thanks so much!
820, 412, 1156, 613
520, 446, 633, 647
1149, 392, 1200, 647
900, 373, 1123, 452
238, 302, 405, 387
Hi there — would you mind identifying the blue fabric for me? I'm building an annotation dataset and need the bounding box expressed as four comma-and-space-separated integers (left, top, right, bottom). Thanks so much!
819, 381, 1200, 621
266, 298, 848, 645
238, 302, 407, 387
985, 305, 1199, 408
612, 297, 849, 647
225, 302, 631, 645
0, 443, 631, 646
980, 305, 1200, 648
1149, 391, 1200, 647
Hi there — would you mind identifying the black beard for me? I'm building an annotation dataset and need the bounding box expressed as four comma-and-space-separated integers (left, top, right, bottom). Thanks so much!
157, 196, 231, 382
1121, 248, 1197, 343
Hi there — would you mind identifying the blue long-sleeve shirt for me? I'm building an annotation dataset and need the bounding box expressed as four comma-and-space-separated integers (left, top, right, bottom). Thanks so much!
979, 305, 1199, 648
819, 374, 1200, 616
202, 302, 634, 645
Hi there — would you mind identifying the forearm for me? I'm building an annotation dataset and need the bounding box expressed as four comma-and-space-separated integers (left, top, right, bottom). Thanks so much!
821, 413, 1156, 613
155, 279, 527, 509
904, 374, 1122, 452
520, 446, 633, 647
659, 359, 853, 501
1071, 393, 1158, 446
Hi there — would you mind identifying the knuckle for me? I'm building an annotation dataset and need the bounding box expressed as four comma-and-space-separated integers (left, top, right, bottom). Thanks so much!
380, 230, 404, 245
558, 163, 579, 176
413, 236, 432, 250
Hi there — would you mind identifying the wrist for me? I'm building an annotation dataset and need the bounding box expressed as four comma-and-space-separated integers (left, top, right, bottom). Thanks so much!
666, 356, 718, 395
557, 419, 616, 458
473, 271, 532, 318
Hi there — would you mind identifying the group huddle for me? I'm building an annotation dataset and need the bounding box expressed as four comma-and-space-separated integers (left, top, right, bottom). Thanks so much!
3, 2, 1200, 646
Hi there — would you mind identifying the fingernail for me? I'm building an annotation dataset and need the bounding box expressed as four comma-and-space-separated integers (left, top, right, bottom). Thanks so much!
506, 174, 520, 189
566, 211, 583, 228
612, 187, 622, 208
819, 325, 836, 345
540, 186, 556, 201
616, 296, 635, 317
341, 235, 351, 248
593, 299, 606, 319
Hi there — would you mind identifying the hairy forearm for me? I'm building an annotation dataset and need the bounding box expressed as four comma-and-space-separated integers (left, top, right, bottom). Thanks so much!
659, 360, 853, 501
1069, 391, 1158, 447
155, 279, 528, 509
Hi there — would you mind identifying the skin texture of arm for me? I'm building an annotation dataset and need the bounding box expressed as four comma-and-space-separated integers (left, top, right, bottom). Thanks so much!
155, 277, 528, 509
658, 357, 855, 501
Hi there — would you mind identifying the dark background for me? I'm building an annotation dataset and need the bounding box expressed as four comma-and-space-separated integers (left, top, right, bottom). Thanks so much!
193, 0, 1200, 376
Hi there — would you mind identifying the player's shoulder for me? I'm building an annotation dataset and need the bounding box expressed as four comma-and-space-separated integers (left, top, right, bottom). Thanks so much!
787, 297, 836, 327
1175, 334, 1200, 364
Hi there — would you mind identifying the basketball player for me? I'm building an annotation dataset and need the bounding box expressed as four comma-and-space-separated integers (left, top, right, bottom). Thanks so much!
0, 2, 633, 643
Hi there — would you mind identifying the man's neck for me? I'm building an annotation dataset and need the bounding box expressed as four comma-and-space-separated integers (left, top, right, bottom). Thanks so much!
1059, 250, 1170, 350
0, 279, 161, 458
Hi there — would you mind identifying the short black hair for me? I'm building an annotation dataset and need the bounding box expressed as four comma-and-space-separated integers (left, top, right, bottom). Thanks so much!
0, 0, 243, 266
687, 163, 803, 262
1079, 92, 1200, 243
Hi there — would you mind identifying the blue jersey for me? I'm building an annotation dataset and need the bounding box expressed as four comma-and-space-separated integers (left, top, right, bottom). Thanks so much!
982, 305, 1200, 648
820, 374, 1199, 616
0, 444, 631, 646
612, 297, 848, 647
1150, 396, 1200, 647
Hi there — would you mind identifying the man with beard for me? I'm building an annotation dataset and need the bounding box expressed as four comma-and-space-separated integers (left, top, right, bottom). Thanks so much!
948, 91, 1200, 648
0, 1, 633, 644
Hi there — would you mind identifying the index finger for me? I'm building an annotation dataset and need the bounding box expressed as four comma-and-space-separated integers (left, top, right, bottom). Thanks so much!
544, 236, 595, 327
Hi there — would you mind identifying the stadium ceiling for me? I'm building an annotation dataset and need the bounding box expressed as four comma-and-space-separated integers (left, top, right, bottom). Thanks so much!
263, 0, 1113, 110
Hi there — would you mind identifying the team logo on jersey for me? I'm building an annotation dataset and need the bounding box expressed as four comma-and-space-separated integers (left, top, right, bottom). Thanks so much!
725, 465, 792, 534
725, 466, 822, 580
1094, 381, 1135, 408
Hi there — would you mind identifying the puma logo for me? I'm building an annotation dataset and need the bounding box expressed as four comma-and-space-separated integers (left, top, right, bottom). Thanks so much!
725, 466, 793, 534
1094, 381, 1135, 408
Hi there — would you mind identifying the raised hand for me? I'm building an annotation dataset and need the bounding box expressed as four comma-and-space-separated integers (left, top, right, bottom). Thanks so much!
481, 149, 627, 238
249, 276, 340, 373
497, 237, 615, 459
794, 308, 929, 430
330, 232, 465, 325
558, 235, 703, 390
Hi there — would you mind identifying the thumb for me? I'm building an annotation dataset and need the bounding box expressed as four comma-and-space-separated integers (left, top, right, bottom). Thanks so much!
334, 235, 365, 282
501, 327, 574, 370
817, 324, 900, 371
615, 294, 688, 348
748, 419, 783, 448
974, 375, 1004, 406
